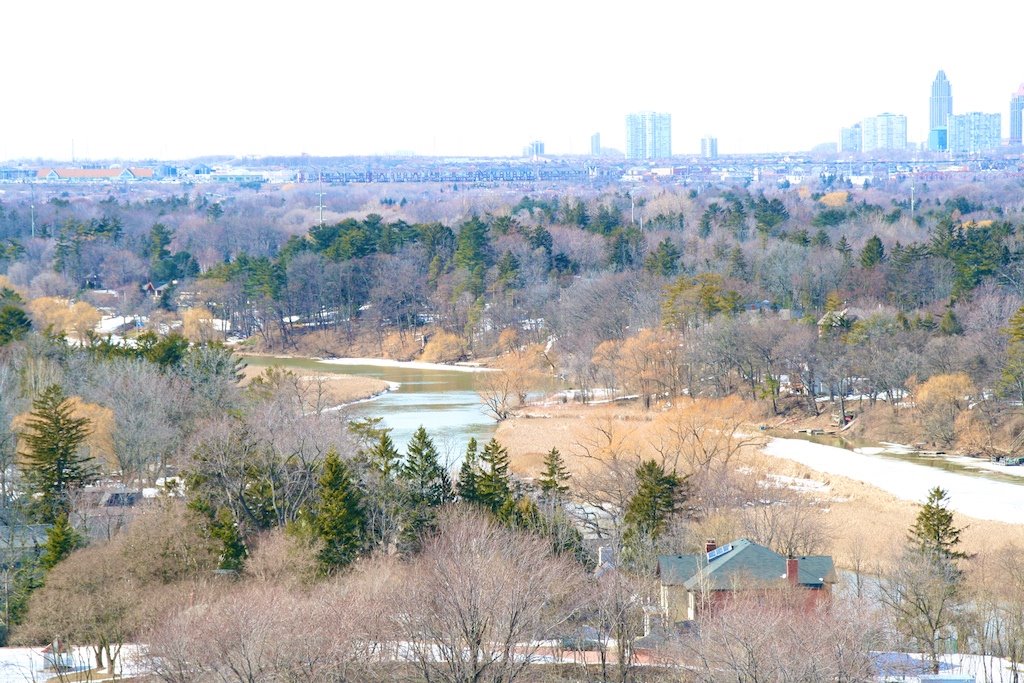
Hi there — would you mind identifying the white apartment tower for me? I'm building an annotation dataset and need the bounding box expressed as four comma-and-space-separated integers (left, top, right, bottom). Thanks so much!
625, 112, 672, 159
947, 112, 1001, 154
860, 113, 907, 153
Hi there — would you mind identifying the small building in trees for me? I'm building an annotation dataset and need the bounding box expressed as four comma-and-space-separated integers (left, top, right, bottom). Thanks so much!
657, 539, 837, 623
42, 639, 73, 671
0, 523, 48, 565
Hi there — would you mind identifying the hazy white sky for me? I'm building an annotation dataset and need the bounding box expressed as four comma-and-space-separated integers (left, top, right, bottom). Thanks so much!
2, 0, 1023, 161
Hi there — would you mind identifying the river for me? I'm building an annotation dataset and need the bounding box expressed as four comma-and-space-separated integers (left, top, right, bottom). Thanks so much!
240, 356, 497, 462
764, 436, 1024, 524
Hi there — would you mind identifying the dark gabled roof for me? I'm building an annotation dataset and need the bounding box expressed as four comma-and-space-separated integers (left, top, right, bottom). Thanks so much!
0, 524, 48, 553
658, 539, 837, 591
658, 554, 700, 584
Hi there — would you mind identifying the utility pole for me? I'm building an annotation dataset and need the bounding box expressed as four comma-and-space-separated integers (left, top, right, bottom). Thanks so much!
30, 184, 36, 238
317, 171, 326, 227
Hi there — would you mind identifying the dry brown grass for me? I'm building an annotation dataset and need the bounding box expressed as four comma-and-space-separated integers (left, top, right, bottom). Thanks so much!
250, 327, 427, 362
499, 398, 1024, 571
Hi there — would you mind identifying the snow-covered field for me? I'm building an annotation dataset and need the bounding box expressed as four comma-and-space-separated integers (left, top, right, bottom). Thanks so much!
764, 438, 1024, 524
874, 651, 1022, 682
0, 645, 145, 683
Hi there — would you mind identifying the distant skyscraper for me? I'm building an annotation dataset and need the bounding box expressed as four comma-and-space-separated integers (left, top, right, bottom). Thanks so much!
1011, 84, 1024, 147
860, 113, 907, 153
947, 112, 1001, 154
524, 140, 544, 158
591, 132, 601, 156
930, 71, 953, 129
700, 136, 718, 159
625, 112, 671, 159
840, 123, 862, 153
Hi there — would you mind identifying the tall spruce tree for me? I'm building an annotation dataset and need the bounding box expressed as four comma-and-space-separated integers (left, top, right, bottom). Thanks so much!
38, 512, 83, 571
476, 438, 513, 513
20, 384, 98, 524
623, 460, 686, 546
538, 447, 571, 500
860, 235, 886, 268
210, 507, 248, 571
314, 448, 365, 574
401, 426, 451, 507
366, 431, 401, 480
909, 487, 968, 561
456, 437, 480, 503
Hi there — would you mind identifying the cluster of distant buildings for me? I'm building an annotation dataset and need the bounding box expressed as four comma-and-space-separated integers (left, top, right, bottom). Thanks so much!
0, 163, 291, 184
526, 112, 719, 163
840, 71, 1023, 155
523, 72, 1023, 162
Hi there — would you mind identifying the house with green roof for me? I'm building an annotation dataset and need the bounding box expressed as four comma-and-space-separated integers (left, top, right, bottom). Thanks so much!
657, 538, 837, 623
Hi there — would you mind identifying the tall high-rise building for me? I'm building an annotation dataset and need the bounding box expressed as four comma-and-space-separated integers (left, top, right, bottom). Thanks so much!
930, 71, 953, 129
928, 71, 953, 151
523, 140, 544, 158
947, 112, 1001, 154
861, 113, 907, 153
1011, 84, 1024, 147
700, 136, 718, 159
625, 111, 671, 159
590, 132, 601, 156
840, 123, 862, 153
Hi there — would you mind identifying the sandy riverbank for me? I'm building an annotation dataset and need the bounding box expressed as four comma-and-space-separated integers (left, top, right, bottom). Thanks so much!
240, 363, 392, 406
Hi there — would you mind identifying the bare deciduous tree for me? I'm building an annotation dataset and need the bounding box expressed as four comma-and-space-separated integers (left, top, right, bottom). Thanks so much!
876, 550, 962, 675
741, 480, 832, 558
388, 508, 586, 683
675, 590, 881, 682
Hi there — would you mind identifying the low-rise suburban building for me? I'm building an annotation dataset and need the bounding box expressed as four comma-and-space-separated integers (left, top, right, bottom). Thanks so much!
36, 167, 155, 181
657, 539, 837, 623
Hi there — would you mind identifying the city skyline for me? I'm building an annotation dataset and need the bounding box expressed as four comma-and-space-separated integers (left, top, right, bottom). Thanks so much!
2, 0, 1023, 161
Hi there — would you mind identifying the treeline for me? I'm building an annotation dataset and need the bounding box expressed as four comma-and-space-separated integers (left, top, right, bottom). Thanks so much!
4, 181, 1024, 445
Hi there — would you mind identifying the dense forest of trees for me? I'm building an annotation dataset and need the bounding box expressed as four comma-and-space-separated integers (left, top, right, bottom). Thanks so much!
5, 179, 1024, 429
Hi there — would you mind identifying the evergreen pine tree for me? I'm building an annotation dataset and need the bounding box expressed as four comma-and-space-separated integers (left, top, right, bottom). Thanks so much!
1006, 305, 1024, 344
644, 238, 681, 277
314, 448, 366, 574
0, 305, 31, 346
860, 235, 886, 268
210, 507, 247, 571
20, 384, 98, 524
538, 447, 571, 500
909, 486, 968, 561
367, 431, 401, 480
836, 235, 853, 263
476, 438, 513, 513
38, 512, 83, 571
727, 246, 749, 281
401, 426, 451, 507
623, 461, 686, 545
456, 438, 480, 503
939, 309, 963, 336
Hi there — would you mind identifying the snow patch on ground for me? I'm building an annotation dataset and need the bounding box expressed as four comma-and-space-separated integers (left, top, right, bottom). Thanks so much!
874, 651, 1022, 682
763, 473, 831, 495
0, 645, 147, 683
763, 437, 1024, 524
